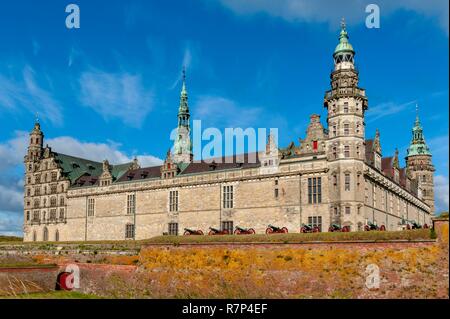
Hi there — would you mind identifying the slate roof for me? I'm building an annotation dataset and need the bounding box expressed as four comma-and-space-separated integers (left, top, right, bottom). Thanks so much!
53, 152, 133, 186
116, 166, 162, 183
114, 153, 261, 183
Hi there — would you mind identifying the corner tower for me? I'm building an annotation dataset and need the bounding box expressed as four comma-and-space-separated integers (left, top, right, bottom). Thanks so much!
324, 20, 368, 230
406, 107, 435, 213
173, 68, 193, 163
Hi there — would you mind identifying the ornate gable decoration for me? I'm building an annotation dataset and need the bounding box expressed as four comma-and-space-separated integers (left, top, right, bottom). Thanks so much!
161, 150, 178, 179
298, 114, 327, 155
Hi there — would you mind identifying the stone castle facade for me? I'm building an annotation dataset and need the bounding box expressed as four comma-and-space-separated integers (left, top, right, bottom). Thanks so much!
23, 24, 435, 242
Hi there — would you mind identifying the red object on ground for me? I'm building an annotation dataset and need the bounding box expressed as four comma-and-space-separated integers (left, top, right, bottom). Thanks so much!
57, 272, 74, 291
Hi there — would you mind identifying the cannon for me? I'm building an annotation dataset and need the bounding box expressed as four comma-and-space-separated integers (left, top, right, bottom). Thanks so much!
208, 227, 229, 235
183, 228, 204, 236
300, 224, 320, 233
364, 222, 386, 231
234, 226, 256, 235
328, 224, 350, 232
406, 221, 422, 230
266, 224, 288, 234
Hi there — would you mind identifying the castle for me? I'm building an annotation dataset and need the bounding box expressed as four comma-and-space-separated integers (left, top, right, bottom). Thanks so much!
23, 23, 435, 242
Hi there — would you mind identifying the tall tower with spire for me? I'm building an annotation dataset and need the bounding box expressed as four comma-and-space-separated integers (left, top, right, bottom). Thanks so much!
26, 118, 44, 163
324, 19, 369, 230
173, 68, 193, 163
406, 106, 435, 213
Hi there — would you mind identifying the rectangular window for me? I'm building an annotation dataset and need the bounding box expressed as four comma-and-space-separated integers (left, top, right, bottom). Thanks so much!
51, 172, 57, 182
308, 177, 322, 204
59, 208, 65, 221
87, 198, 95, 217
344, 124, 350, 136
308, 216, 322, 232
169, 191, 179, 212
125, 224, 135, 239
127, 194, 136, 215
222, 221, 233, 234
345, 206, 351, 214
345, 174, 351, 191
33, 211, 40, 222
223, 185, 234, 209
274, 188, 279, 199
344, 146, 350, 158
332, 126, 337, 137
168, 223, 178, 236
50, 184, 57, 194
26, 211, 30, 221
50, 209, 57, 221
344, 102, 349, 113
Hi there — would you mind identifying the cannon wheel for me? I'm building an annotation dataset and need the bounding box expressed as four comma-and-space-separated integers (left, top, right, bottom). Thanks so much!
423, 224, 429, 229
234, 229, 241, 235
364, 225, 370, 232
266, 227, 274, 234
184, 231, 191, 236
379, 225, 386, 231
342, 226, 350, 233
281, 227, 288, 234
222, 230, 229, 235
406, 224, 411, 230
197, 230, 204, 235
300, 227, 307, 233
208, 230, 215, 236
328, 226, 335, 232
248, 228, 256, 235
313, 227, 320, 233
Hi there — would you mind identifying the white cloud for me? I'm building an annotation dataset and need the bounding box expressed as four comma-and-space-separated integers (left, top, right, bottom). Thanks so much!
366, 100, 416, 122
0, 66, 63, 125
434, 175, 449, 213
0, 211, 23, 237
46, 136, 162, 167
79, 70, 154, 128
217, 0, 449, 34
0, 131, 28, 171
0, 185, 23, 212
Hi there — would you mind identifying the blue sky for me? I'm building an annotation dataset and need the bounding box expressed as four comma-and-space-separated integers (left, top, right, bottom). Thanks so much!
0, 0, 448, 235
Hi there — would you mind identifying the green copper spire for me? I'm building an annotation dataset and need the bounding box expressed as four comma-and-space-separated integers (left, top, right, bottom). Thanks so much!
173, 67, 193, 163
179, 67, 189, 114
407, 105, 432, 157
334, 18, 355, 56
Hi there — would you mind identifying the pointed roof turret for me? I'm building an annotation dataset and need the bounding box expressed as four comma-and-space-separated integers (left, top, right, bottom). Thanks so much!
373, 129, 382, 154
407, 105, 431, 157
393, 149, 400, 169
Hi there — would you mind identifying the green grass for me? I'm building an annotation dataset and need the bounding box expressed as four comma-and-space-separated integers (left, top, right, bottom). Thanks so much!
0, 230, 434, 250
145, 229, 433, 244
0, 235, 23, 243
3, 291, 101, 299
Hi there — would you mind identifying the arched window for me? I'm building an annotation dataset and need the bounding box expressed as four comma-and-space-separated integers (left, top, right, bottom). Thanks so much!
43, 227, 48, 242
55, 230, 59, 242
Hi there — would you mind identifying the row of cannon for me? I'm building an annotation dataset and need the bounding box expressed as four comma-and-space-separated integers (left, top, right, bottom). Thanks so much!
183, 224, 350, 236
183, 221, 430, 235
